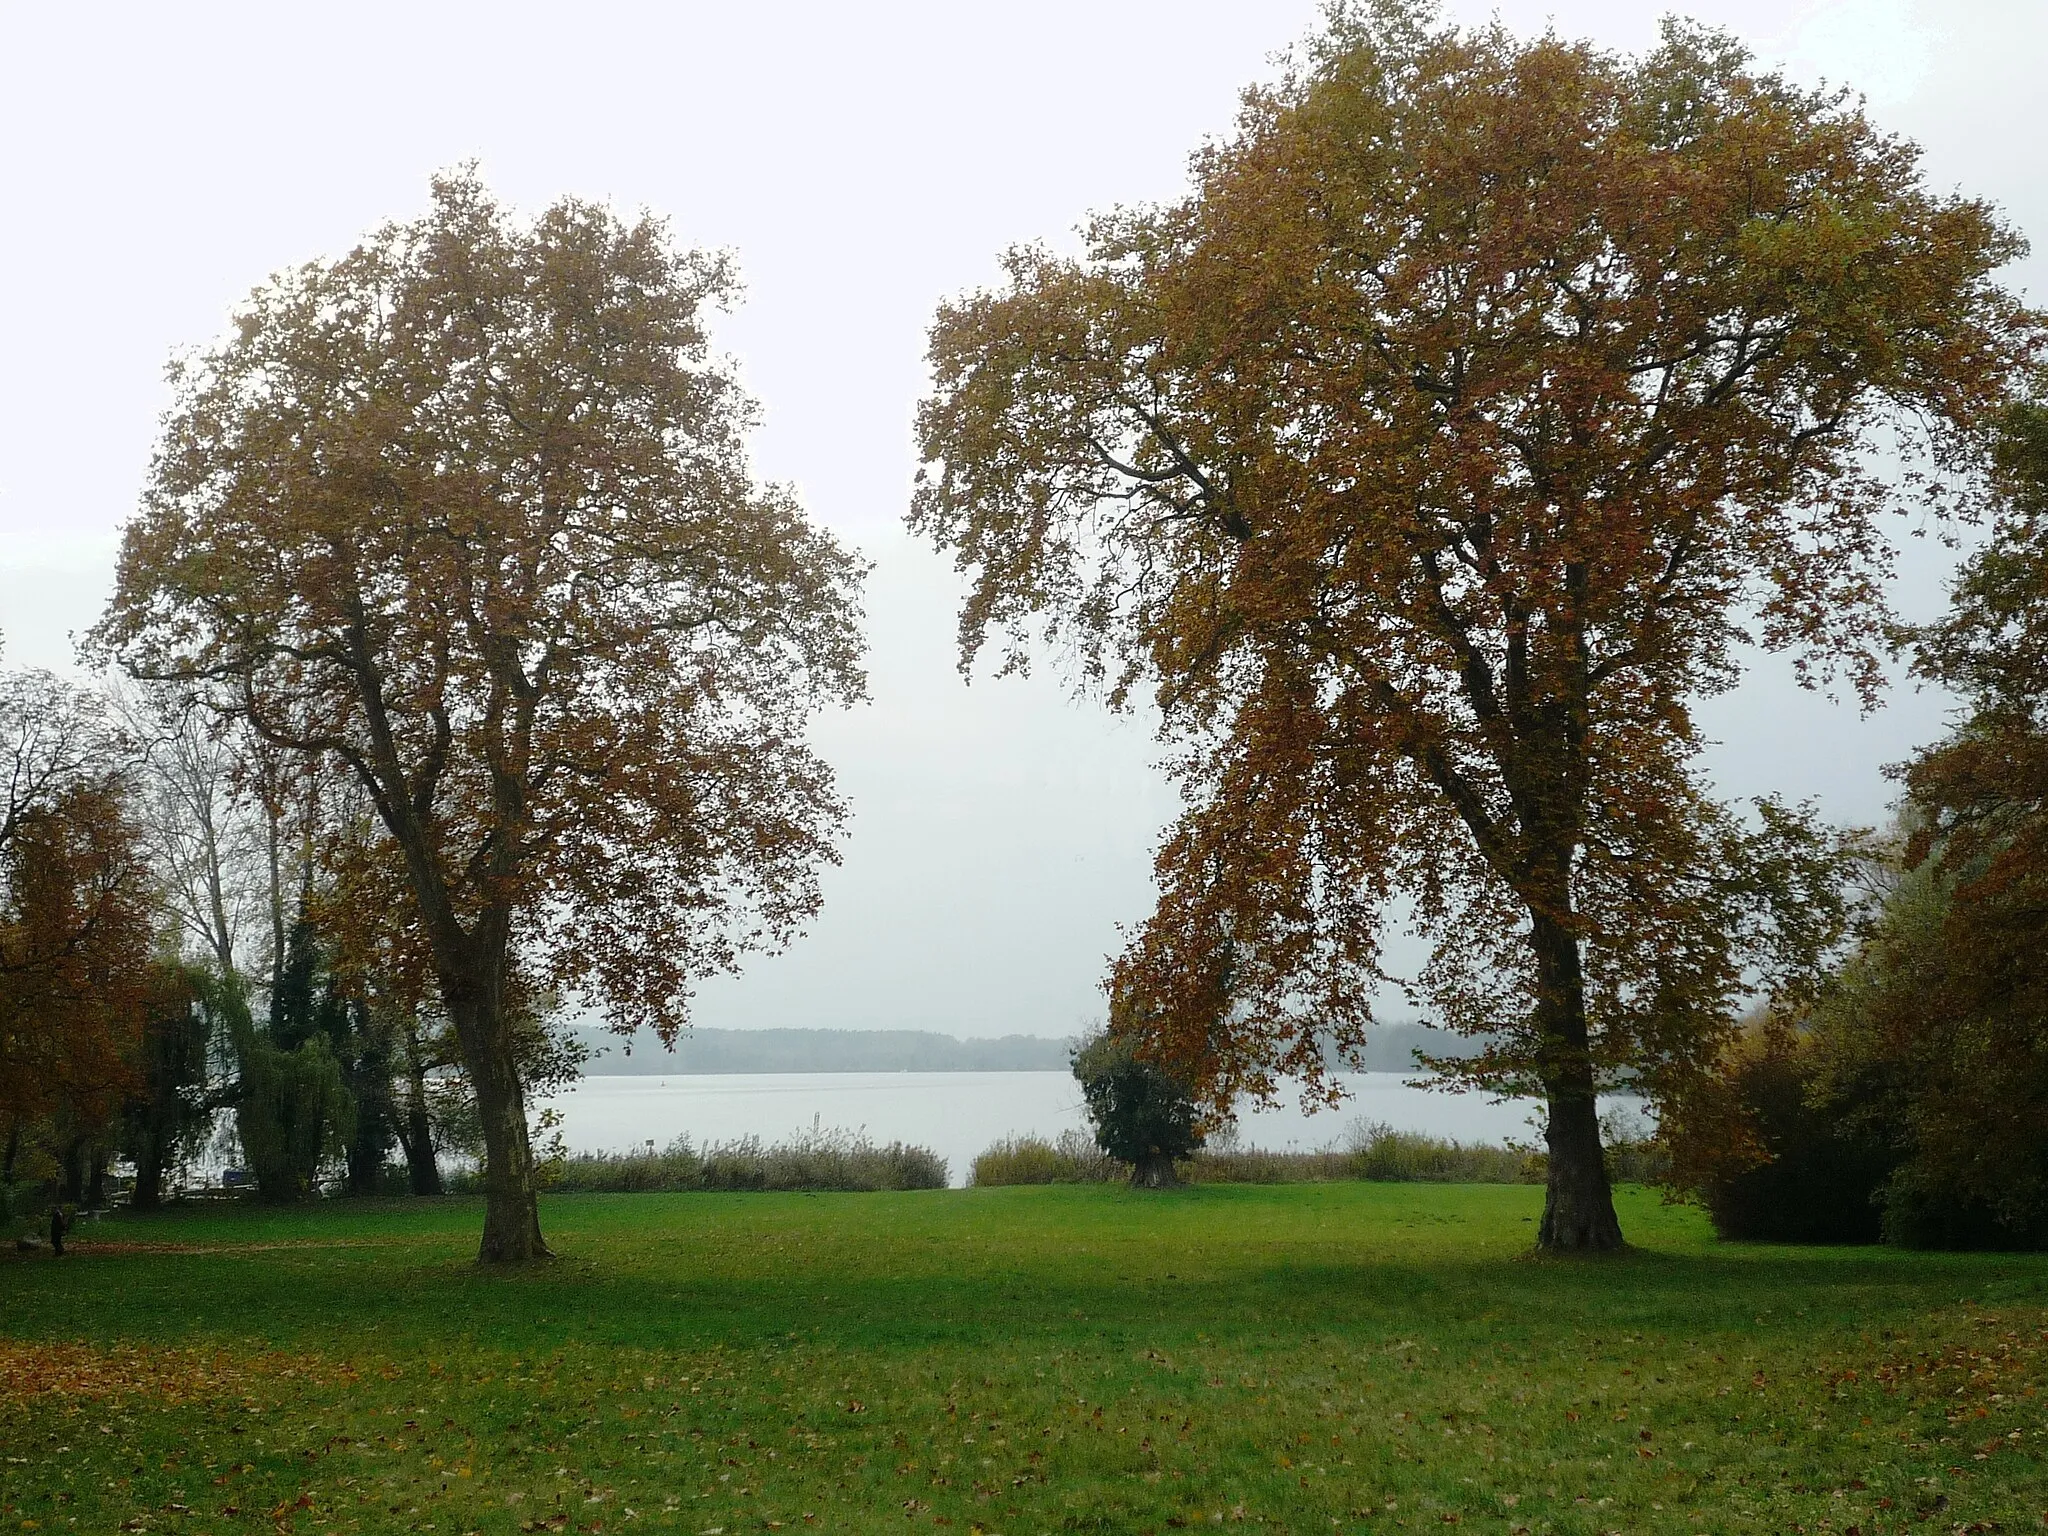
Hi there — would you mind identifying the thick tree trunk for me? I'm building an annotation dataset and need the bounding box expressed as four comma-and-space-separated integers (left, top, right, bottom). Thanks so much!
449, 992, 548, 1263
346, 1123, 382, 1196
131, 1122, 165, 1211
1529, 909, 1624, 1253
1541, 1090, 1620, 1250
395, 1019, 443, 1197
365, 722, 544, 1253
59, 1138, 86, 1205
2, 1117, 18, 1183
1129, 1151, 1181, 1189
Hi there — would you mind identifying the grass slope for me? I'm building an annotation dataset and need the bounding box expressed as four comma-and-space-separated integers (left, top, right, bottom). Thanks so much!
2, 1184, 2044, 1534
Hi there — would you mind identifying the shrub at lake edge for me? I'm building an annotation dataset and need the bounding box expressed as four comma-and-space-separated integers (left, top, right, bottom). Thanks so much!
969, 1121, 1629, 1188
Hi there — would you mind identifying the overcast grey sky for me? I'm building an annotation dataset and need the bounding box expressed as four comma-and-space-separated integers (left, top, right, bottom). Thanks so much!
2, 0, 2041, 1039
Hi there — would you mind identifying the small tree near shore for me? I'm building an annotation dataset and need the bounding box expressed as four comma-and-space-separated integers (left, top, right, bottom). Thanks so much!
1073, 1029, 1207, 1188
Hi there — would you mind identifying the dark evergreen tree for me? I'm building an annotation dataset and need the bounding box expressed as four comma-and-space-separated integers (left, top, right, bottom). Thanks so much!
119, 960, 218, 1210
338, 999, 399, 1196
388, 1007, 446, 1196
1073, 1029, 1207, 1189
230, 918, 353, 1201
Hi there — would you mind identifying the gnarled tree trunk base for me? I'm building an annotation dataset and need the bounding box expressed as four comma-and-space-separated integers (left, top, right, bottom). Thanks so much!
1129, 1153, 1182, 1189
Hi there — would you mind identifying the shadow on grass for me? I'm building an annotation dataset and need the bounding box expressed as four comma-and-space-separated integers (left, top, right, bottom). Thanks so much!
6, 1185, 2043, 1369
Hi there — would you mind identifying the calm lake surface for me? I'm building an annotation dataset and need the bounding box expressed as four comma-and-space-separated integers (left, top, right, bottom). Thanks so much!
540, 1071, 1610, 1188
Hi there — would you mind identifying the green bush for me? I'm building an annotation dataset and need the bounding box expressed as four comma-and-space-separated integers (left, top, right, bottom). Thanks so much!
1802, 855, 2048, 1251
1344, 1121, 1542, 1184
694, 1129, 947, 1193
1184, 1148, 1357, 1184
970, 1131, 1120, 1186
971, 1123, 1551, 1187
1, 1180, 38, 1232
1072, 1030, 1205, 1188
1881, 1174, 2048, 1251
1666, 1031, 1895, 1244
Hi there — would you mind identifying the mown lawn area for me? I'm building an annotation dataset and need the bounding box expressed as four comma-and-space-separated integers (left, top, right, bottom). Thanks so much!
2, 1183, 2044, 1534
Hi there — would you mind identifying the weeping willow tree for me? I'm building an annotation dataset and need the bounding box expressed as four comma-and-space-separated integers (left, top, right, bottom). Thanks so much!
215, 962, 353, 1202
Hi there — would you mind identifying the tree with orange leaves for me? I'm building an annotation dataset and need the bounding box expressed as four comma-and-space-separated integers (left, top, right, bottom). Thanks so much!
97, 173, 867, 1261
1, 662, 155, 1196
911, 4, 2037, 1249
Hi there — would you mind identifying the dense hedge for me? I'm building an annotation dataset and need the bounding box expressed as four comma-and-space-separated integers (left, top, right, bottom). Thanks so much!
1670, 997, 2048, 1251
1881, 1176, 2048, 1251
1675, 1041, 1896, 1244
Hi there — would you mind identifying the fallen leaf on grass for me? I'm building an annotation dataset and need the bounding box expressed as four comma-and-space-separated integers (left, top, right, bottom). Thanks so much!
0, 1340, 348, 1408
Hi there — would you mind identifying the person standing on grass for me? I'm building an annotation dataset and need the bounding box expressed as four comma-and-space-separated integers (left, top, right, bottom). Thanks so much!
48, 1205, 67, 1257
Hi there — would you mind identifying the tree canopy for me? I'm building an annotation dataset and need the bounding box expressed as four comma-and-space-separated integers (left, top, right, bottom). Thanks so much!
97, 172, 868, 1260
911, 3, 2037, 1248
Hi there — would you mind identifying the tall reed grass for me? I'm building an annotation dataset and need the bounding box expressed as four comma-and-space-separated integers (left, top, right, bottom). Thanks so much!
453, 1123, 948, 1194
970, 1130, 1121, 1186
971, 1118, 1664, 1187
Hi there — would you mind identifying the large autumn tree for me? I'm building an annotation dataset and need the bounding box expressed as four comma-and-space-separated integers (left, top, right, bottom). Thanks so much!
911, 5, 2037, 1249
97, 172, 867, 1261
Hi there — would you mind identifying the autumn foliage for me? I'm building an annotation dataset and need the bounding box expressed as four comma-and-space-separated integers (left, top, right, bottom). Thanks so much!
1662, 403, 2048, 1250
912, 5, 2037, 1248
1784, 404, 2048, 1248
1, 667, 155, 1195
1879, 402, 2048, 1242
96, 173, 867, 1259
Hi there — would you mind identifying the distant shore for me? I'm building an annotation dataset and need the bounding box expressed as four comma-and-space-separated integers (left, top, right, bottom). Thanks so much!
574, 1023, 1477, 1076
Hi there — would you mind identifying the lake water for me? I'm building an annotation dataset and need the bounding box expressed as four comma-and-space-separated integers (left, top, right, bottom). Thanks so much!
540, 1071, 1594, 1187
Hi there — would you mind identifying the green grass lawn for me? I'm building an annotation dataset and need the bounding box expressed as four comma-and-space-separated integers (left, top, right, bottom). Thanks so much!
2, 1184, 2043, 1535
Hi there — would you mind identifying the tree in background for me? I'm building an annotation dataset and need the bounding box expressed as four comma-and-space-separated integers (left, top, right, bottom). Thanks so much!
227, 911, 358, 1201
115, 684, 272, 980
1, 657, 155, 1205
1073, 1026, 1208, 1189
120, 959, 223, 1211
1802, 402, 2048, 1248
1667, 404, 2048, 1250
911, 3, 2036, 1249
1804, 854, 2047, 1247
325, 886, 449, 1198
98, 172, 868, 1260
119, 684, 384, 1201
312, 778, 469, 1197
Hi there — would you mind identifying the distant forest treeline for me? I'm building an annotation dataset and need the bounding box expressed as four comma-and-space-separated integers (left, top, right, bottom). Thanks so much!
575, 1023, 1482, 1076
